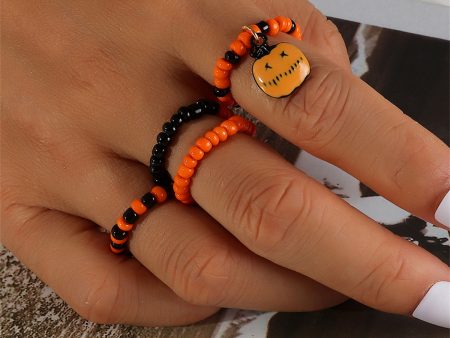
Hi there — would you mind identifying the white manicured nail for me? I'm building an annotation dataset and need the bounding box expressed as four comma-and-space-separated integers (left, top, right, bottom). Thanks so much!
412, 281, 450, 328
435, 191, 450, 229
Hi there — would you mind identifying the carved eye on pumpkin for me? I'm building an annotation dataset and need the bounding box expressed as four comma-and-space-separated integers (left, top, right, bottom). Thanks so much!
252, 43, 310, 98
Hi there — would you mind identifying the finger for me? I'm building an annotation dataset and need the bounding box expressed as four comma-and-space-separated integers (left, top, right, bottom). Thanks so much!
260, 0, 351, 70
130, 201, 344, 311
165, 118, 450, 320
172, 5, 449, 227
1, 207, 216, 326
39, 149, 345, 311
232, 37, 449, 227
2, 39, 346, 312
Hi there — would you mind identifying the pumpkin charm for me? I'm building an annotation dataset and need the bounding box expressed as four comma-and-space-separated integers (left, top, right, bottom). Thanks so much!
252, 43, 310, 98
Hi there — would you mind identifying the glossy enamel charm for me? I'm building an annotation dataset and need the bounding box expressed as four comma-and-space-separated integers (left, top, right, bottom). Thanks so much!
251, 41, 310, 98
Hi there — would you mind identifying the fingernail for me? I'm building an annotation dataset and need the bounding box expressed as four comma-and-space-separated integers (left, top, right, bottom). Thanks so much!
435, 191, 450, 228
412, 281, 450, 328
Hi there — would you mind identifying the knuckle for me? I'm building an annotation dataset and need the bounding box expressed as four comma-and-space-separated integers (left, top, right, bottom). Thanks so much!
1, 203, 48, 254
385, 119, 449, 191
354, 247, 410, 310
66, 43, 126, 94
229, 171, 314, 254
171, 244, 233, 307
280, 66, 351, 147
75, 272, 126, 324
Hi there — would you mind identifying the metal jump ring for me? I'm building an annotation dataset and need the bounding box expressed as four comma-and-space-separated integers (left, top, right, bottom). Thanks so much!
242, 25, 264, 45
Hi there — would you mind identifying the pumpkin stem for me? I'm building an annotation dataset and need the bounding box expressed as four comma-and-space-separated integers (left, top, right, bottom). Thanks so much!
250, 34, 271, 59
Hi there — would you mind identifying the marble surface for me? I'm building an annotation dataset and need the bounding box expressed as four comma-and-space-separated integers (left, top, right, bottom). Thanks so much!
1, 247, 219, 338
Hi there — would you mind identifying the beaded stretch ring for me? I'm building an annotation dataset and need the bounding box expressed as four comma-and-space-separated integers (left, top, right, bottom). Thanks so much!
213, 16, 310, 102
149, 99, 225, 195
110, 186, 167, 254
173, 115, 255, 204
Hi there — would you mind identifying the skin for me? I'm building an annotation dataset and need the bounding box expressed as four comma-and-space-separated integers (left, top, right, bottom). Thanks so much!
2, 0, 449, 326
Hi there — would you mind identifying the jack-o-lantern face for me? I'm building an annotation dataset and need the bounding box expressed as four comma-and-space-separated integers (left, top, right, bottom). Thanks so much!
252, 43, 310, 98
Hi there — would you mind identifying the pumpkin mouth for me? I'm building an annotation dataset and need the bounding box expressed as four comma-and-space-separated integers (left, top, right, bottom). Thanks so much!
261, 58, 304, 88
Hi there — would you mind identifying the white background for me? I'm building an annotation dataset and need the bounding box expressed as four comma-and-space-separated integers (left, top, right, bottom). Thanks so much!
310, 0, 450, 40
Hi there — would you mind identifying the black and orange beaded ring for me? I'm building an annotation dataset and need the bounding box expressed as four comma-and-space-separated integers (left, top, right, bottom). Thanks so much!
173, 115, 255, 204
213, 16, 311, 102
109, 185, 167, 254
149, 99, 224, 195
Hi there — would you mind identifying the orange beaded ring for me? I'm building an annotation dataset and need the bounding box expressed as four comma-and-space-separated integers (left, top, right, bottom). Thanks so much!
109, 185, 167, 254
213, 16, 304, 105
173, 115, 255, 204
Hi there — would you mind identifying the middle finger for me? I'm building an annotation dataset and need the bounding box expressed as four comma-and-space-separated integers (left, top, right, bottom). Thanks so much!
174, 2, 449, 227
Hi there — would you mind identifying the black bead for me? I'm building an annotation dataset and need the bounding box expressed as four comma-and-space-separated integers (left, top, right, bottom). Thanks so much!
213, 87, 230, 97
170, 113, 183, 128
150, 165, 164, 175
152, 143, 167, 158
110, 241, 126, 250
165, 187, 175, 199
256, 20, 270, 34
188, 102, 204, 119
157, 132, 171, 146
195, 99, 219, 114
162, 122, 177, 136
203, 100, 220, 114
123, 208, 138, 224
150, 155, 164, 168
153, 173, 172, 187
224, 50, 240, 64
141, 192, 157, 208
288, 20, 296, 34
111, 224, 128, 240
178, 106, 192, 121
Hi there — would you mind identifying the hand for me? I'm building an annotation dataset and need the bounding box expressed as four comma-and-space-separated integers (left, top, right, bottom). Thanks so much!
2, 0, 449, 327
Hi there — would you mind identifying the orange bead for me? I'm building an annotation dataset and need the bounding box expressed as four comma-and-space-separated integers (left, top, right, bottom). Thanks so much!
218, 93, 235, 105
181, 198, 194, 205
275, 16, 291, 32
182, 155, 197, 168
266, 18, 280, 36
237, 31, 252, 49
131, 199, 147, 215
110, 233, 128, 245
229, 115, 248, 130
178, 164, 195, 179
214, 77, 231, 89
110, 243, 125, 254
291, 24, 302, 39
216, 58, 233, 71
174, 174, 190, 187
117, 217, 133, 232
195, 137, 213, 153
173, 183, 189, 195
151, 186, 167, 203
212, 126, 228, 142
214, 66, 229, 79
250, 24, 261, 34
189, 146, 205, 160
175, 192, 191, 201
220, 120, 238, 136
204, 131, 220, 146
230, 40, 247, 56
